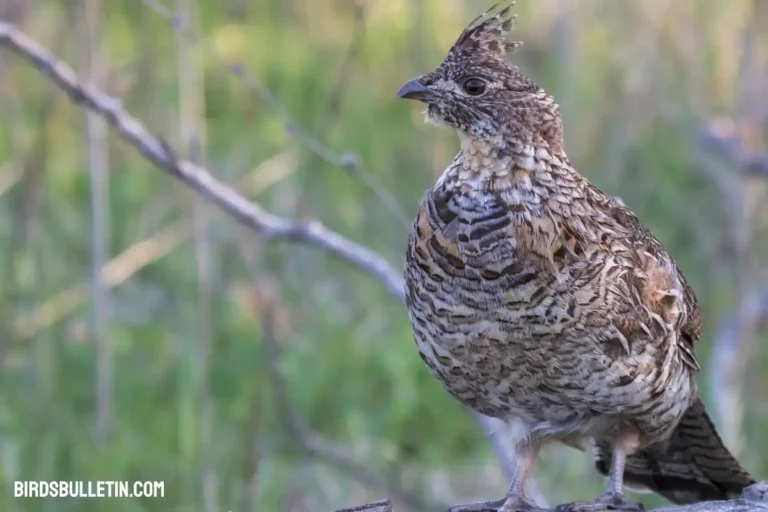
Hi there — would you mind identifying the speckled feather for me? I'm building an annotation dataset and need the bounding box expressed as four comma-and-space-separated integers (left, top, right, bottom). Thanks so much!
402, 2, 752, 505
593, 399, 755, 503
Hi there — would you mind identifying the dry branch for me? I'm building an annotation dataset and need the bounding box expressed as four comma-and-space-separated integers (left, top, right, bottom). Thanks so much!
257, 282, 440, 511
698, 121, 768, 178
1, 21, 766, 512
332, 484, 768, 511
81, 0, 113, 445
333, 500, 393, 512
696, 116, 768, 450
709, 286, 768, 453
557, 483, 768, 512
138, 0, 411, 227
0, 23, 405, 300
11, 150, 296, 341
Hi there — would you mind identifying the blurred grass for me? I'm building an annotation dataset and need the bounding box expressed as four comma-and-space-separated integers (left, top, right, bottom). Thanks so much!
0, 0, 767, 511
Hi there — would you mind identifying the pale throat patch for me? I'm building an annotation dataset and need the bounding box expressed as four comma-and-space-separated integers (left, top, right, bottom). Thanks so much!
423, 106, 443, 127
457, 131, 515, 177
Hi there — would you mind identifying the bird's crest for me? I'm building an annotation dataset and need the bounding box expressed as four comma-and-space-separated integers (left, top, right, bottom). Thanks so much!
445, 2, 522, 66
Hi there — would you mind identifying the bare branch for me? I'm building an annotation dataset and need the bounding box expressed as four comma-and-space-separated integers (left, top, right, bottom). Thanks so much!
332, 500, 393, 512
698, 121, 768, 179
81, 0, 113, 446
257, 281, 442, 512
11, 150, 296, 342
138, 0, 412, 227
555, 482, 768, 512
431, 484, 768, 512
328, 484, 768, 511
172, 0, 218, 508
0, 87, 57, 369
0, 22, 406, 302
697, 116, 768, 451
709, 286, 768, 452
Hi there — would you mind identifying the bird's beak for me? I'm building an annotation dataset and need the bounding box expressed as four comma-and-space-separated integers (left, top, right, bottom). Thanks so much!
397, 79, 429, 102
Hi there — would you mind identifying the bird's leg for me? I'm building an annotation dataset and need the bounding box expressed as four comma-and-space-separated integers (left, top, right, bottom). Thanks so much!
583, 445, 641, 511
448, 440, 544, 512
603, 443, 627, 498
565, 433, 644, 512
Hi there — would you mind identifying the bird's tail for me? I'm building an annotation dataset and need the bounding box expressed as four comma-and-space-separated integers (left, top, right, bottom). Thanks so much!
593, 398, 755, 505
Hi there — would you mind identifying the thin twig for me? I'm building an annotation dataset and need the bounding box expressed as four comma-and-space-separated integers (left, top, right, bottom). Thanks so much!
697, 116, 768, 450
173, 0, 217, 509
12, 223, 188, 341
0, 91, 55, 370
137, 0, 411, 227
0, 22, 406, 302
332, 499, 393, 512
11, 150, 296, 342
698, 121, 768, 179
709, 286, 768, 452
81, 0, 113, 446
257, 281, 443, 512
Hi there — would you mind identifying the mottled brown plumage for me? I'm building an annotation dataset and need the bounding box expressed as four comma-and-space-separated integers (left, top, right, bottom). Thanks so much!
398, 3, 754, 511
594, 398, 755, 505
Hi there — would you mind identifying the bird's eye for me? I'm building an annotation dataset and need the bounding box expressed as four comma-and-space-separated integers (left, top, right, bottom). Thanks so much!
462, 78, 487, 96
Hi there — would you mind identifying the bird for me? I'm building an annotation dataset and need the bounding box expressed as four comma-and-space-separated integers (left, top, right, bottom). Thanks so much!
398, 3, 755, 511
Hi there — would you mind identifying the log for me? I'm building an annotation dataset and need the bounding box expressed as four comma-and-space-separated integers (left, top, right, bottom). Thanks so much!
335, 482, 768, 512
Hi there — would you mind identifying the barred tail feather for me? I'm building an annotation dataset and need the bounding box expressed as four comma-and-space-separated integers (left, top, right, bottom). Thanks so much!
593, 398, 755, 505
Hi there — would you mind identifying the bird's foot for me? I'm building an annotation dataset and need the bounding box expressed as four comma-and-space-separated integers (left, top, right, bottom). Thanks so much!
448, 496, 545, 512
448, 498, 505, 512
558, 493, 644, 512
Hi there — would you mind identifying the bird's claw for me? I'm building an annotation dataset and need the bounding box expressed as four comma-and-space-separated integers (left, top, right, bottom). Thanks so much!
448, 498, 505, 512
448, 497, 545, 512
557, 493, 644, 512
599, 493, 645, 511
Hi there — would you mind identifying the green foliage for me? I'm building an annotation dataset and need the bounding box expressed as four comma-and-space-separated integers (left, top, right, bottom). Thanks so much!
0, 1, 766, 511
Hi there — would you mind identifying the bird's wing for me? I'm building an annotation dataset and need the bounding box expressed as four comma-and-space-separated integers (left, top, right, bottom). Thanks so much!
421, 176, 703, 373
507, 175, 703, 372
583, 184, 703, 371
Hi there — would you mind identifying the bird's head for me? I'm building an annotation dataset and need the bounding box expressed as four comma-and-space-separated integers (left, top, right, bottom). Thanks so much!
398, 2, 563, 153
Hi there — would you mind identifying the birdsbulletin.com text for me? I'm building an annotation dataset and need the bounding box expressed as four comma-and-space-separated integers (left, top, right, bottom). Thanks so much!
15, 481, 165, 498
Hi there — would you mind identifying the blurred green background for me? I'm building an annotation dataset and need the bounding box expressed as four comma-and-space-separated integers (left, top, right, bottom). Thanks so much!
0, 0, 766, 511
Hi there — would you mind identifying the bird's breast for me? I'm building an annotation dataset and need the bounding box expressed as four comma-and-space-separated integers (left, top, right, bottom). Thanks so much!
405, 183, 574, 356
405, 179, 693, 431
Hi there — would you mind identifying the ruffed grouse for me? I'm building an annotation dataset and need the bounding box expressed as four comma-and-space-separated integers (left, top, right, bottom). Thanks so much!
399, 3, 755, 511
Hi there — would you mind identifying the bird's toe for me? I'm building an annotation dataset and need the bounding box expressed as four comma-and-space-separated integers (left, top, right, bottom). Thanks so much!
557, 493, 644, 512
447, 498, 506, 512
447, 496, 545, 512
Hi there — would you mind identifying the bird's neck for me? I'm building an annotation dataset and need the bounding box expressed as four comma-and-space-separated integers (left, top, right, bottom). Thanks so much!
457, 133, 510, 176
441, 90, 573, 198
456, 132, 568, 180
455, 90, 565, 163
437, 133, 580, 216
